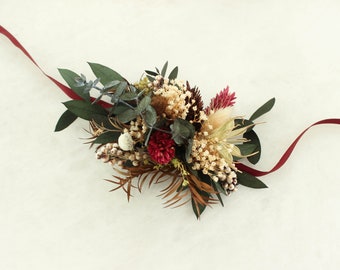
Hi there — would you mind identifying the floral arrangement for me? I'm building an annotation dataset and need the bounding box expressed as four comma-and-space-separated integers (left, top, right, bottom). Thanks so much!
1, 26, 338, 219
55, 62, 275, 218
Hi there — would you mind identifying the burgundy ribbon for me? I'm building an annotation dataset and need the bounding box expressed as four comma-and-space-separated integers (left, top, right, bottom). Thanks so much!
237, 118, 340, 176
1, 25, 339, 177
0, 25, 111, 108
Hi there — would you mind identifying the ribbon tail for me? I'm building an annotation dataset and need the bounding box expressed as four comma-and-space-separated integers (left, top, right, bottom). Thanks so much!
238, 118, 340, 177
0, 25, 112, 108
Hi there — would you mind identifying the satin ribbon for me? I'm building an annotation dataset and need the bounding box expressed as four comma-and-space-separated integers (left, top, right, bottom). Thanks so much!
1, 25, 339, 177
0, 25, 111, 108
237, 118, 340, 176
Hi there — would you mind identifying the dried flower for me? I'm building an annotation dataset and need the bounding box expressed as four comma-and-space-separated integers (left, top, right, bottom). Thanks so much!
118, 133, 134, 151
147, 130, 175, 164
206, 86, 236, 114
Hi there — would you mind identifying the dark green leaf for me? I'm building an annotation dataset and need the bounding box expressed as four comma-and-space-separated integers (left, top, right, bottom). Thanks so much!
93, 131, 120, 144
168, 66, 178, 80
136, 96, 151, 113
237, 143, 257, 156
161, 61, 168, 77
192, 198, 206, 219
111, 103, 130, 115
58, 69, 90, 101
146, 75, 155, 82
249, 97, 275, 121
88, 62, 124, 85
145, 70, 158, 76
63, 100, 108, 121
212, 181, 225, 206
237, 171, 268, 189
117, 108, 137, 123
54, 109, 78, 132
244, 130, 261, 164
145, 105, 157, 126
92, 114, 114, 129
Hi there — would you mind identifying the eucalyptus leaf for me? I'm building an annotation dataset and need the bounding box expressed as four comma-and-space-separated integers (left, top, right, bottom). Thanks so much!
168, 66, 178, 80
161, 61, 168, 77
58, 69, 90, 101
144, 128, 152, 146
145, 105, 157, 126
170, 118, 195, 145
54, 109, 78, 132
117, 109, 137, 123
237, 172, 268, 189
115, 81, 128, 97
249, 97, 275, 121
88, 62, 124, 85
120, 92, 138, 101
136, 96, 151, 113
244, 130, 261, 164
103, 80, 120, 90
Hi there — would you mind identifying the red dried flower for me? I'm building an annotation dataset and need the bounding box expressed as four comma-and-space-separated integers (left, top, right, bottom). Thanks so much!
147, 130, 175, 165
206, 86, 236, 113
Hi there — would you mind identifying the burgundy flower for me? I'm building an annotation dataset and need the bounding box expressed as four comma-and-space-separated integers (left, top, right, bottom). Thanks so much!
147, 130, 175, 165
206, 86, 236, 114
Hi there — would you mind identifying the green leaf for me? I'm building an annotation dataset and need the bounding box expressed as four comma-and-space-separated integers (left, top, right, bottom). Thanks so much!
120, 92, 138, 101
63, 100, 108, 121
170, 118, 195, 145
54, 109, 78, 132
249, 97, 275, 121
161, 61, 168, 77
117, 108, 137, 123
93, 131, 120, 144
244, 130, 261, 164
136, 96, 151, 113
237, 172, 268, 189
168, 66, 178, 80
145, 105, 157, 126
88, 62, 124, 85
58, 69, 90, 101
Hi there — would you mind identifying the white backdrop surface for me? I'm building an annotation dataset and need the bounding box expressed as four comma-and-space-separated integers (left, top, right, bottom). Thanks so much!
1, 1, 340, 269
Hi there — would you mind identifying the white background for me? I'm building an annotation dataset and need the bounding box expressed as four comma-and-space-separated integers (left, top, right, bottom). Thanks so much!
1, 1, 340, 269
